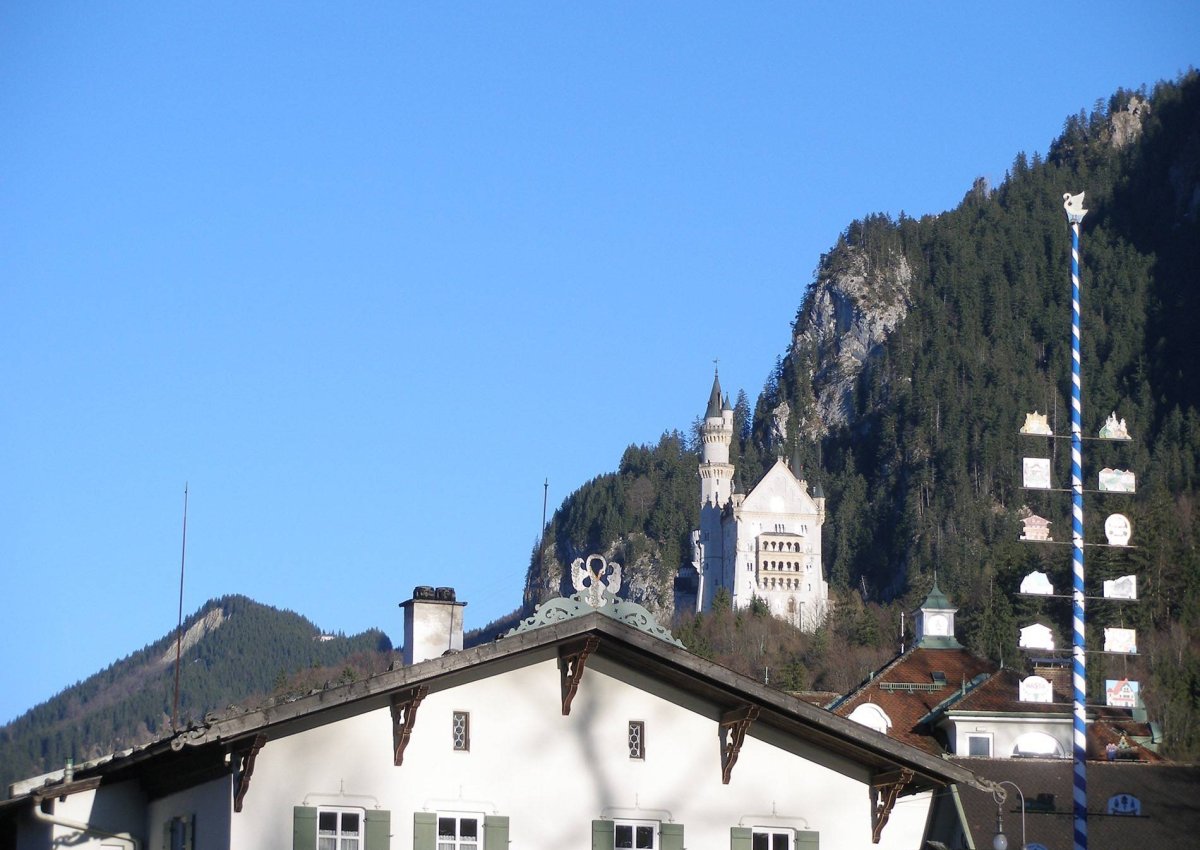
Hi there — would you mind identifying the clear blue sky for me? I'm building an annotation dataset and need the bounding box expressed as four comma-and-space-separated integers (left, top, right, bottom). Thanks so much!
2, 3, 1196, 725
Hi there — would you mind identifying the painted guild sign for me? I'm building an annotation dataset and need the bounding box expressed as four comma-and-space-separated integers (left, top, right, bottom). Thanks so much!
1020, 411, 1053, 436
1019, 623, 1055, 651
1105, 679, 1140, 708
1098, 412, 1131, 440
1019, 674, 1054, 703
1104, 513, 1132, 546
1098, 468, 1136, 493
1104, 575, 1137, 600
1104, 627, 1137, 654
1020, 571, 1055, 595
1020, 514, 1053, 541
1023, 458, 1052, 490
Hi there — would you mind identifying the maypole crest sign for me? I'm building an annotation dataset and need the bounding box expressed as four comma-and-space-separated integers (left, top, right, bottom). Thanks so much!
1063, 191, 1088, 223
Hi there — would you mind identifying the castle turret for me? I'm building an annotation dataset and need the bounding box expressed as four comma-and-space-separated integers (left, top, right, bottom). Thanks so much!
699, 371, 734, 508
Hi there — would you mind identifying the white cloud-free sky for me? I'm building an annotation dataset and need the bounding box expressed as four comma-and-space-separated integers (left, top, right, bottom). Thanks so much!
2, 2, 1196, 725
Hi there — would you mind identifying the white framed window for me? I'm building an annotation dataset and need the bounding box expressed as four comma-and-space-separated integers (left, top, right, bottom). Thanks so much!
318, 807, 362, 850
967, 734, 992, 757
437, 812, 481, 850
752, 827, 794, 850
452, 711, 470, 751
615, 819, 658, 849
628, 720, 645, 759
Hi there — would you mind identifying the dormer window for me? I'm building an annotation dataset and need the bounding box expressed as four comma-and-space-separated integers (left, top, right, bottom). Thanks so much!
846, 703, 892, 735
931, 671, 947, 686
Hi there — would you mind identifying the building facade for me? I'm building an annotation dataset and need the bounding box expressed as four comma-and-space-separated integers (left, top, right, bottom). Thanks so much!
693, 373, 829, 629
1, 581, 978, 850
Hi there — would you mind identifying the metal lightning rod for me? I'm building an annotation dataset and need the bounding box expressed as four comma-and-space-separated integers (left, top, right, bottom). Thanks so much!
172, 483, 189, 733
1063, 191, 1089, 850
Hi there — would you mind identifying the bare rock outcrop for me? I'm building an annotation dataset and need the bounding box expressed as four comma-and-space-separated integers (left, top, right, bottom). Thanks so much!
790, 246, 912, 438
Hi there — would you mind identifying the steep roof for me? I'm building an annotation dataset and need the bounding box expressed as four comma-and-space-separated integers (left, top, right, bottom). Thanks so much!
705, 371, 725, 418
739, 458, 820, 515
832, 647, 995, 755
5, 613, 981, 809
936, 758, 1200, 849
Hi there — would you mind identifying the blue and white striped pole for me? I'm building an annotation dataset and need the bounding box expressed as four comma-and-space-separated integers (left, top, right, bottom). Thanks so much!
1064, 190, 1088, 850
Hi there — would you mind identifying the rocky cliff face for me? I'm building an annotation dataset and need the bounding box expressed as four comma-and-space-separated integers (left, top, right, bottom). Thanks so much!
524, 532, 677, 622
788, 245, 912, 439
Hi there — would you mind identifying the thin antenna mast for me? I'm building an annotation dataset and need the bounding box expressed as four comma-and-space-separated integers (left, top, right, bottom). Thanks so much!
172, 483, 189, 733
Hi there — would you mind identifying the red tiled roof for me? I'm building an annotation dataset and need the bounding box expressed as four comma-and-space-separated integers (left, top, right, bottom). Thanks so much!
833, 647, 994, 754
836, 649, 1164, 762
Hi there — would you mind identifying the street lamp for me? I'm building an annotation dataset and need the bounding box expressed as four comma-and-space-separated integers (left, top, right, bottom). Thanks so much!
989, 780, 1027, 850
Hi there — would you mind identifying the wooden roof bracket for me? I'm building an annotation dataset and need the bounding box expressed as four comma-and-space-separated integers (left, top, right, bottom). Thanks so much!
558, 636, 599, 716
719, 704, 759, 784
870, 767, 914, 843
390, 686, 429, 766
232, 733, 267, 813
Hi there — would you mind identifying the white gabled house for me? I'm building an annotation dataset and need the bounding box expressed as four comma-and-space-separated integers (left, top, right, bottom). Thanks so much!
1, 574, 979, 850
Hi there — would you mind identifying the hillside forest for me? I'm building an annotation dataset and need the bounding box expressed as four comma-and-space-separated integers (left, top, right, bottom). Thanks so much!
3, 73, 1198, 789
528, 72, 1200, 757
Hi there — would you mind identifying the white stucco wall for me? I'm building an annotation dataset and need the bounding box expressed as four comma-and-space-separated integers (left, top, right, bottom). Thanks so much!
148, 774, 232, 850
25, 780, 144, 850
946, 714, 1071, 758
231, 652, 909, 850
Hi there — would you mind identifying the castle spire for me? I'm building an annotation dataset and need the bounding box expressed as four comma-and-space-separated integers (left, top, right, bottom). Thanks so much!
706, 369, 724, 419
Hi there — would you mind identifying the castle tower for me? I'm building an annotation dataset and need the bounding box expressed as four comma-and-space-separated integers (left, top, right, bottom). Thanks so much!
699, 371, 734, 507
695, 371, 734, 612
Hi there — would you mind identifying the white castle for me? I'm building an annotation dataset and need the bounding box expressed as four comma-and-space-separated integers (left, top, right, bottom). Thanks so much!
690, 372, 829, 630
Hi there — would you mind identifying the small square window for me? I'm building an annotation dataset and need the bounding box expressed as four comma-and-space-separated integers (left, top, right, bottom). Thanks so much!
752, 828, 793, 850
628, 721, 645, 759
318, 807, 362, 850
968, 734, 992, 757
452, 711, 470, 752
437, 813, 480, 850
614, 820, 657, 849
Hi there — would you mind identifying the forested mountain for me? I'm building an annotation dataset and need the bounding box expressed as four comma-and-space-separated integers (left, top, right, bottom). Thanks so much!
0, 596, 391, 790
525, 72, 1200, 755
5, 74, 1198, 788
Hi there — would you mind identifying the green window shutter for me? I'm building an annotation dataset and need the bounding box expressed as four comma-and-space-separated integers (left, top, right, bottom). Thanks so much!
660, 822, 684, 850
730, 826, 752, 850
591, 819, 614, 850
414, 812, 437, 850
163, 819, 172, 850
483, 815, 509, 850
795, 830, 819, 850
292, 807, 317, 850
184, 814, 195, 850
365, 809, 391, 850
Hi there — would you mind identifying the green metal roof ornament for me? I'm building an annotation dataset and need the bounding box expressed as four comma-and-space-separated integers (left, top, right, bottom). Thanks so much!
505, 554, 683, 646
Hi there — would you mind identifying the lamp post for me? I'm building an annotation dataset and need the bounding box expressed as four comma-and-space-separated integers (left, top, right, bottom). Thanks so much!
989, 780, 1027, 850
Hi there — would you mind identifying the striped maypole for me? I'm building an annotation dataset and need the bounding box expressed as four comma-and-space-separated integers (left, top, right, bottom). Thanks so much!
1064, 190, 1089, 850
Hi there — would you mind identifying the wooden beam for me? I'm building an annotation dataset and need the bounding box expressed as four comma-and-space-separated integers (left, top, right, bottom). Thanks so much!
719, 704, 759, 784
232, 733, 267, 813
870, 767, 913, 843
390, 686, 428, 766
558, 637, 599, 716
